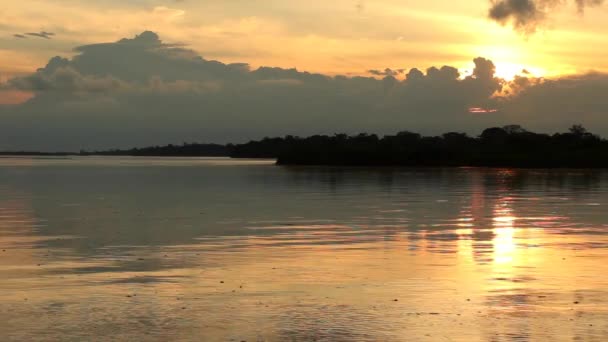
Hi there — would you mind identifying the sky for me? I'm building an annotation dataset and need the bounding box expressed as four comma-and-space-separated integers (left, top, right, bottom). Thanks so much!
1, 0, 608, 150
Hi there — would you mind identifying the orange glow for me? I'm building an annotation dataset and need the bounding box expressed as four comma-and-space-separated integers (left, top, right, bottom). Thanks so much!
0, 91, 34, 105
468, 107, 498, 114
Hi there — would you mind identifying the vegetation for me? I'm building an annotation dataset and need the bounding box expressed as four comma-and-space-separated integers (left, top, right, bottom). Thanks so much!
3, 125, 608, 168
80, 143, 229, 157
241, 125, 608, 168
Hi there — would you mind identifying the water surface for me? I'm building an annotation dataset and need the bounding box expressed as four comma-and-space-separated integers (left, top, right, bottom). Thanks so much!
1, 157, 607, 341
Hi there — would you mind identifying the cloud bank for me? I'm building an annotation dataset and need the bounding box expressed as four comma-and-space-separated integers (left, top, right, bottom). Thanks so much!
1, 31, 607, 151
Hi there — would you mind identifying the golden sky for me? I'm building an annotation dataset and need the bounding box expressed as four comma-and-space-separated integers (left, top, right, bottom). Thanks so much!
1, 0, 608, 81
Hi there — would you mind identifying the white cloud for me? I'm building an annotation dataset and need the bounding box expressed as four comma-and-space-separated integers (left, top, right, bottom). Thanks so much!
152, 6, 186, 23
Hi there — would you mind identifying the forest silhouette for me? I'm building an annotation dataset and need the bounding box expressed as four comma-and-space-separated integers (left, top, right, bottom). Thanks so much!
234, 125, 608, 168
4, 125, 608, 168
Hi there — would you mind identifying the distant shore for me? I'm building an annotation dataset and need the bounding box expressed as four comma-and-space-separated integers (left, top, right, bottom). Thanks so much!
0, 152, 75, 156
4, 125, 608, 168
273, 125, 608, 168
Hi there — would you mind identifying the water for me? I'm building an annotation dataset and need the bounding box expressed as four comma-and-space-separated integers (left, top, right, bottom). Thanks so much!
1, 157, 607, 341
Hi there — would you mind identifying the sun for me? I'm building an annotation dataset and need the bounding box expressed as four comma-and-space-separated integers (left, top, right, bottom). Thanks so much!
494, 62, 528, 80
466, 44, 546, 81
493, 62, 544, 81
460, 61, 544, 82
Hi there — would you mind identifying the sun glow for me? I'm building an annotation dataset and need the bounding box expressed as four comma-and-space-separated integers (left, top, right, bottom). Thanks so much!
461, 60, 546, 81
494, 62, 545, 81
492, 197, 517, 265
0, 90, 34, 105
464, 43, 548, 81
460, 60, 545, 82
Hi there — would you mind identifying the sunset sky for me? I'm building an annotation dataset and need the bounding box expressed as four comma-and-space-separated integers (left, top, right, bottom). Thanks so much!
1, 0, 608, 150
2, 0, 607, 79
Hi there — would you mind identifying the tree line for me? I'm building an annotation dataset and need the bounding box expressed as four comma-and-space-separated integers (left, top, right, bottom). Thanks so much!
4, 125, 608, 168
235, 125, 608, 168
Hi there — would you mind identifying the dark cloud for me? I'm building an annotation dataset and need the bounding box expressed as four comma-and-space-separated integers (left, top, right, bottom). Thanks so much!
25, 31, 55, 39
66, 31, 249, 83
488, 0, 604, 32
367, 68, 405, 77
496, 72, 608, 132
488, 0, 544, 33
0, 31, 606, 151
356, 1, 365, 12
8, 67, 131, 94
575, 0, 605, 12
12, 31, 55, 39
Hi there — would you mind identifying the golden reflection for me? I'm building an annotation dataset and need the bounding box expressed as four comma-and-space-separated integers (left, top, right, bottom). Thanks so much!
4, 167, 608, 341
456, 210, 474, 264
492, 191, 517, 266
493, 225, 516, 265
0, 195, 40, 272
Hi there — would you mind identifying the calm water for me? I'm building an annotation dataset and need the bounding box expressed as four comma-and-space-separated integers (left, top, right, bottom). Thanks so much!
1, 157, 608, 341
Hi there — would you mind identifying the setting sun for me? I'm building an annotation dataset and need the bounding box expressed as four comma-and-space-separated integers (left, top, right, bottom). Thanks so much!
494, 62, 544, 80
463, 43, 547, 80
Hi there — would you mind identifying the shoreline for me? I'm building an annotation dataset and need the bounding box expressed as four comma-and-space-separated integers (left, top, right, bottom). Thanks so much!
3, 154, 608, 170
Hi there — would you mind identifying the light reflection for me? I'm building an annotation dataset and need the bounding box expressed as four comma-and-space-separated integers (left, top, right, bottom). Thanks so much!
493, 225, 516, 265
0, 194, 40, 272
492, 185, 517, 266
1, 161, 608, 341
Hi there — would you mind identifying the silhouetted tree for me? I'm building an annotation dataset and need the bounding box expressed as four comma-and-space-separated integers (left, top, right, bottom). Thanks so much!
569, 124, 588, 136
503, 124, 527, 134
15, 124, 608, 168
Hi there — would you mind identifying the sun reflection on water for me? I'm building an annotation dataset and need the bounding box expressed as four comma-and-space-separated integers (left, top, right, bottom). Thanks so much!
1, 161, 608, 341
493, 203, 517, 265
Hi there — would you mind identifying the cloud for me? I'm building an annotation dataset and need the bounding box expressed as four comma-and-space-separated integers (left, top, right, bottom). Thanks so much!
25, 31, 55, 39
152, 6, 186, 22
13, 32, 56, 40
497, 72, 608, 129
575, 0, 605, 12
356, 1, 365, 12
0, 31, 607, 151
488, 0, 604, 32
65, 31, 250, 83
8, 67, 130, 94
367, 68, 405, 77
488, 0, 544, 33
